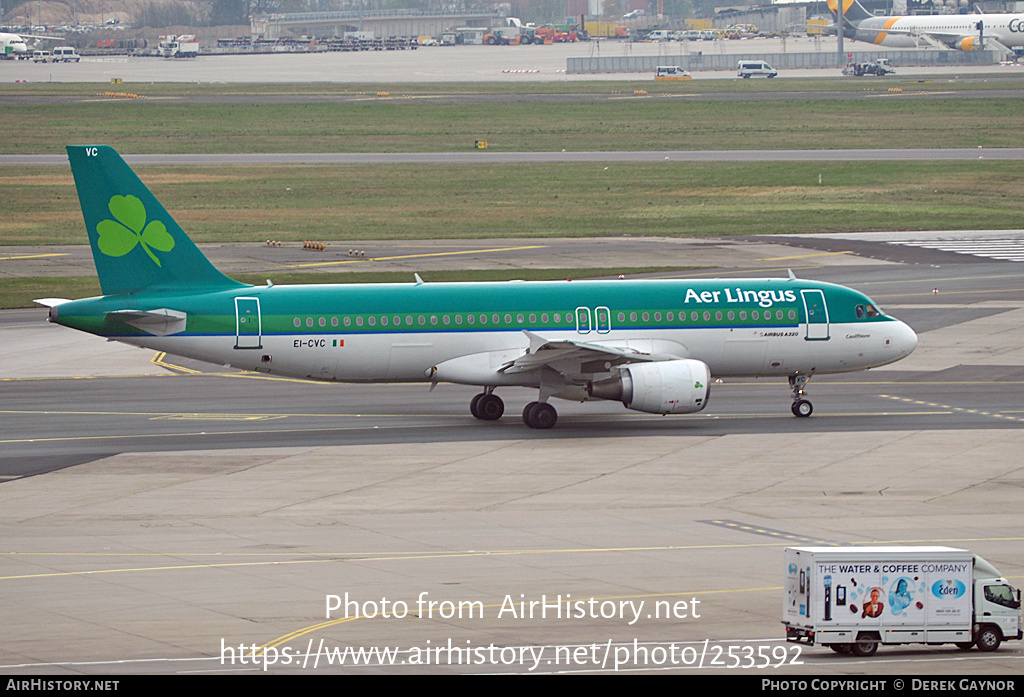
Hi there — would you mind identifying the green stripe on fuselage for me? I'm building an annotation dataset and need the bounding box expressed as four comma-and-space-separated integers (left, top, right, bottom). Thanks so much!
53, 278, 896, 339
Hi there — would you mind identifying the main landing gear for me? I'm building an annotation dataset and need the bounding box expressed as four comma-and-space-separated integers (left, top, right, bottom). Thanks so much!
469, 390, 558, 429
469, 389, 504, 421
522, 401, 557, 429
789, 372, 813, 418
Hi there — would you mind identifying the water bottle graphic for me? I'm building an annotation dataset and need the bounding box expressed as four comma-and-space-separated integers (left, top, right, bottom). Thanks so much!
824, 574, 833, 621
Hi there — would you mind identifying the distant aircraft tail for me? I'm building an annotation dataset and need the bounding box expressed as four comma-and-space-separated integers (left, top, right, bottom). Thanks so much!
66, 145, 247, 296
826, 0, 875, 29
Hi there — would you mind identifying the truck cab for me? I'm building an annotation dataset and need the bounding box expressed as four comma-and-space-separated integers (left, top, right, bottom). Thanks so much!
972, 556, 1022, 651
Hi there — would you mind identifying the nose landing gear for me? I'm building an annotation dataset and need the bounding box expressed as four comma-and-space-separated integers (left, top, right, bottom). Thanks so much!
790, 372, 814, 417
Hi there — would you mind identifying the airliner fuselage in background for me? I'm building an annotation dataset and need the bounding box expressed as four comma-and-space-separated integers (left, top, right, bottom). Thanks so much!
830, 0, 1024, 51
40, 146, 918, 429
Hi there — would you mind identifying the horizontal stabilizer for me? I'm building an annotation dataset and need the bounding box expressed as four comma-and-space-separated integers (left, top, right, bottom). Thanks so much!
33, 298, 72, 307
106, 308, 188, 336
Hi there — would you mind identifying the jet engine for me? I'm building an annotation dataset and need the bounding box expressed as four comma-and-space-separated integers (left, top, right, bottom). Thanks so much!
958, 37, 977, 50
587, 359, 711, 414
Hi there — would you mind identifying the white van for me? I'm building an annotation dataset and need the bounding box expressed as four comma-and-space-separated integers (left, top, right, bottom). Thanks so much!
32, 50, 52, 63
655, 65, 692, 81
737, 60, 777, 78
53, 47, 81, 62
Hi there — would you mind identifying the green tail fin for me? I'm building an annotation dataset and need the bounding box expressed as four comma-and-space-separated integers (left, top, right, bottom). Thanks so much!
67, 145, 247, 296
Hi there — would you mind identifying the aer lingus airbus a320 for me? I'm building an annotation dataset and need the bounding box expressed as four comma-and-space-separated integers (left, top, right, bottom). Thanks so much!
38, 146, 918, 428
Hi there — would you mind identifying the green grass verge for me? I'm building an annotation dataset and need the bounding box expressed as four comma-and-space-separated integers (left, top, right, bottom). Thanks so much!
4, 161, 1022, 245
3, 80, 1024, 153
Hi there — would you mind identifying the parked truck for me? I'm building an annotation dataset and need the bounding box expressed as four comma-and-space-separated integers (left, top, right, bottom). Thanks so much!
783, 547, 1021, 656
158, 34, 199, 58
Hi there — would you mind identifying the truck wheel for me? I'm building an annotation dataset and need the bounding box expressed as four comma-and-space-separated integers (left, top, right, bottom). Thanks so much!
976, 626, 1002, 652
850, 634, 878, 657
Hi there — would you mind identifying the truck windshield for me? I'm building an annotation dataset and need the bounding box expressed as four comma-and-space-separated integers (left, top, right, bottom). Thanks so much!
984, 584, 1021, 609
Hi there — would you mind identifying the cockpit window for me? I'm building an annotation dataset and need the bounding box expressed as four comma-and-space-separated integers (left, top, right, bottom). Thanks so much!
856, 304, 882, 319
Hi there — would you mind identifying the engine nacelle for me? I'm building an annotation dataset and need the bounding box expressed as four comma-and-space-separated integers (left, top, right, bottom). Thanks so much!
958, 36, 977, 50
587, 359, 711, 414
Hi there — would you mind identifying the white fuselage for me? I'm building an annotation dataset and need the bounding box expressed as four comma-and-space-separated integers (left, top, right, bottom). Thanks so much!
118, 319, 918, 388
856, 13, 1024, 49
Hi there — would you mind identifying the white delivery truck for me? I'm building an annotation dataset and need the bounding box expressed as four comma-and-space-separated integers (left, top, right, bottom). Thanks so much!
783, 547, 1021, 656
158, 34, 199, 58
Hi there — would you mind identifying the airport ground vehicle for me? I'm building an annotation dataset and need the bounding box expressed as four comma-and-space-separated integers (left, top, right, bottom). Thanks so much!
158, 34, 199, 57
584, 22, 628, 38
843, 58, 894, 76
784, 547, 1022, 656
483, 30, 514, 45
53, 46, 81, 62
737, 60, 777, 78
32, 49, 52, 62
655, 65, 691, 81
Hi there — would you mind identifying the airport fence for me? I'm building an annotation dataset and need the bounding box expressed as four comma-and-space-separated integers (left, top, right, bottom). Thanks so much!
567, 50, 1001, 73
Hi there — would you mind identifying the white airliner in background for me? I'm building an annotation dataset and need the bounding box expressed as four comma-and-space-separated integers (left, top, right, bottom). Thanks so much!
829, 0, 1024, 51
0, 31, 58, 57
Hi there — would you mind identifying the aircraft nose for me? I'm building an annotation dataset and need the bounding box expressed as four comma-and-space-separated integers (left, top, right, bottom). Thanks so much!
896, 320, 918, 358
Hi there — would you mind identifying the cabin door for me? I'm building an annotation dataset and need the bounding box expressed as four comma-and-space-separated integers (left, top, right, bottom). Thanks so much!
801, 289, 830, 341
235, 297, 262, 349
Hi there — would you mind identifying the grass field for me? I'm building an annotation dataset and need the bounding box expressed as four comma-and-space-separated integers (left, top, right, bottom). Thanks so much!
3, 79, 1024, 154
3, 161, 1021, 245
3, 79, 1022, 307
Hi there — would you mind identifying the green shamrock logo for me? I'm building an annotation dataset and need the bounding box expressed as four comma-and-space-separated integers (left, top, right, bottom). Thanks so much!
694, 381, 704, 389
96, 195, 175, 267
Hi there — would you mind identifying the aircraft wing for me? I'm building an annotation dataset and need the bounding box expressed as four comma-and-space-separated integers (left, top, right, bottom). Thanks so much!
431, 329, 689, 389
500, 330, 686, 374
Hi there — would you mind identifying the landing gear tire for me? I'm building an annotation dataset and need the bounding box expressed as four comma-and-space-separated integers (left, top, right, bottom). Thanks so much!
471, 392, 504, 421
792, 399, 813, 417
976, 626, 1001, 652
523, 401, 557, 429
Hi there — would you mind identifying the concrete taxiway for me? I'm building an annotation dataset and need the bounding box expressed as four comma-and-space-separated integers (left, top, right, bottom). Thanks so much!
1, 233, 1022, 674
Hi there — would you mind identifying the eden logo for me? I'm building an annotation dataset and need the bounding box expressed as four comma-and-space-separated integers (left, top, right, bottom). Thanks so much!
931, 579, 966, 599
97, 195, 175, 267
